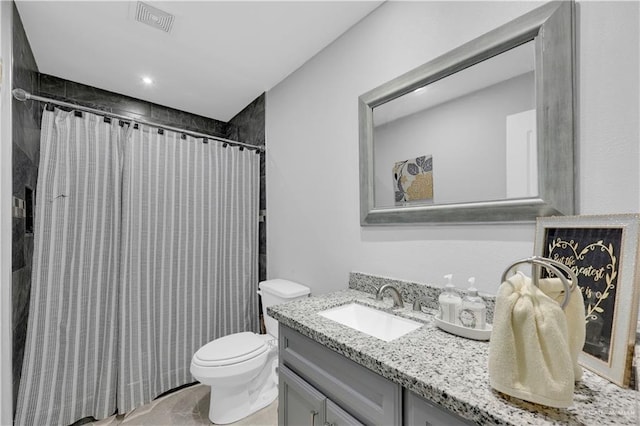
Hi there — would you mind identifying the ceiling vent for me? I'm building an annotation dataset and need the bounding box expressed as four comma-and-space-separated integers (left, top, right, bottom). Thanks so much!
135, 2, 174, 33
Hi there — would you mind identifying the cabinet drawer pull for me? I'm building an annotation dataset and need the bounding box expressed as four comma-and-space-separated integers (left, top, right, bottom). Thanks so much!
310, 409, 318, 425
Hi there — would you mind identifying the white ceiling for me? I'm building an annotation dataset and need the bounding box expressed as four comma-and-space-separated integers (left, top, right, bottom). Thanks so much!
15, 0, 383, 122
374, 40, 536, 126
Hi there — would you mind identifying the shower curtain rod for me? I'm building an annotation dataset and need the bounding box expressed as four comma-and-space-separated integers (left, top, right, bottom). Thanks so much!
12, 88, 264, 153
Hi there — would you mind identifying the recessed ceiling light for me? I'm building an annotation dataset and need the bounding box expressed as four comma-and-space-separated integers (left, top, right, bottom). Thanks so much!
142, 76, 153, 85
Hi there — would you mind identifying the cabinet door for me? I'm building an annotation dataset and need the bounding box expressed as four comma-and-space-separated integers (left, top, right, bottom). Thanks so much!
403, 390, 474, 426
325, 400, 364, 426
280, 365, 326, 426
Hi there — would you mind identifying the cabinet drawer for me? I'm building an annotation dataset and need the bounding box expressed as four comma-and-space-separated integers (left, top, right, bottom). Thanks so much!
279, 324, 402, 426
403, 390, 474, 426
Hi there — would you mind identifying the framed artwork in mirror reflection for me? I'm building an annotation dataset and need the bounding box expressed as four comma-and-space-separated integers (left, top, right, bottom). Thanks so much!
393, 155, 433, 205
534, 214, 640, 387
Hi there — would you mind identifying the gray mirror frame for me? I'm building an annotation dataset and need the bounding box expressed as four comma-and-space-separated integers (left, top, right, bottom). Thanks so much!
359, 1, 575, 225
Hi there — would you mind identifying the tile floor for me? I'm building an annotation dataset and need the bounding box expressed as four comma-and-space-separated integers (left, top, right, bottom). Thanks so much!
91, 384, 278, 426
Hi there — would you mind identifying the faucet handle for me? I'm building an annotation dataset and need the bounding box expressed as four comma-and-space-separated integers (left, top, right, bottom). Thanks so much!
412, 297, 430, 312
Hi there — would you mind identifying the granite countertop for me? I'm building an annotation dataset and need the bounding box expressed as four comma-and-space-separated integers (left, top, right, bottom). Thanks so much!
268, 289, 639, 425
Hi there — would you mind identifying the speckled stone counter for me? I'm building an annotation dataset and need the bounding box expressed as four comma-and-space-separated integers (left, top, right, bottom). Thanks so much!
268, 289, 639, 425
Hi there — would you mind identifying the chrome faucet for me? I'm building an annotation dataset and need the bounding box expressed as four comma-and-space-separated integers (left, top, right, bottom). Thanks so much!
375, 284, 404, 308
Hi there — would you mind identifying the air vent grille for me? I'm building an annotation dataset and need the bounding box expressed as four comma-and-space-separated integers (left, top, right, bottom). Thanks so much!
135, 1, 174, 33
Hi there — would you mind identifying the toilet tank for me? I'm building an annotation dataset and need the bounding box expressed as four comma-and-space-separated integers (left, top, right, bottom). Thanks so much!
259, 279, 310, 339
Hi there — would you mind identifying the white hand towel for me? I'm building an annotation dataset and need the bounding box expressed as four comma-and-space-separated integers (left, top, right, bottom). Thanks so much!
537, 277, 586, 381
488, 272, 575, 408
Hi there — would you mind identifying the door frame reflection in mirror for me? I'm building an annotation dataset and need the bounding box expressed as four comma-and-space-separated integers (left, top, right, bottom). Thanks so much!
358, 0, 575, 225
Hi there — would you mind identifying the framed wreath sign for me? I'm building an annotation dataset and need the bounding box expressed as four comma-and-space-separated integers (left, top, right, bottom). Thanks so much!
534, 214, 640, 387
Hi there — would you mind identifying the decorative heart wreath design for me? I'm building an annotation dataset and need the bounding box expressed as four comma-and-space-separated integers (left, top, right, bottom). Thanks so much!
547, 238, 617, 323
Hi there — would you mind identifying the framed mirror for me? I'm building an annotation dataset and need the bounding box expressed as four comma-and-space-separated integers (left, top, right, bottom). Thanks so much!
359, 1, 575, 225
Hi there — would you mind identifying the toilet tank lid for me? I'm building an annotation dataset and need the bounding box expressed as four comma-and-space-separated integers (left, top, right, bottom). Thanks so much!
259, 279, 310, 298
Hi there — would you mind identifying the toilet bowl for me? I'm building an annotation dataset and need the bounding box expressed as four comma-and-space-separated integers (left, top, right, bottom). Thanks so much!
190, 279, 310, 424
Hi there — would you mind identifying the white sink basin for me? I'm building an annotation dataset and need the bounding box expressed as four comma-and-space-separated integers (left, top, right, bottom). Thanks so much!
318, 303, 422, 342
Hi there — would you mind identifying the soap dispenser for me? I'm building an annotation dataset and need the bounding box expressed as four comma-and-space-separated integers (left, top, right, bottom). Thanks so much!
459, 277, 487, 329
438, 274, 461, 324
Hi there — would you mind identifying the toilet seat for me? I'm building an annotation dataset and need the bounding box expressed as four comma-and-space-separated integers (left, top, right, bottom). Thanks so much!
193, 332, 268, 367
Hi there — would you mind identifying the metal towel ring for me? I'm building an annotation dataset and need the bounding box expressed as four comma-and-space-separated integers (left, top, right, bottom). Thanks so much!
501, 256, 577, 310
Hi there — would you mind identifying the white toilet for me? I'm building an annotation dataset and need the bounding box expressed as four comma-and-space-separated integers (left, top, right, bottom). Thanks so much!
190, 279, 310, 424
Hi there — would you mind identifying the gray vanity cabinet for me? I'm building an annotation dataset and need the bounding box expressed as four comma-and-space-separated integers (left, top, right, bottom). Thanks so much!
326, 400, 363, 426
278, 324, 475, 426
280, 365, 363, 426
279, 365, 327, 426
279, 324, 402, 425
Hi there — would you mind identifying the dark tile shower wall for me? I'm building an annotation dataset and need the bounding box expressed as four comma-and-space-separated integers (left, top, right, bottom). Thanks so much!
227, 94, 266, 282
11, 3, 41, 411
38, 74, 229, 138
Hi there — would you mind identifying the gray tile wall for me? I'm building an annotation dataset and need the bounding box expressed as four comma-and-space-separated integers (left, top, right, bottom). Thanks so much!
38, 74, 229, 138
227, 94, 266, 282
11, 3, 40, 411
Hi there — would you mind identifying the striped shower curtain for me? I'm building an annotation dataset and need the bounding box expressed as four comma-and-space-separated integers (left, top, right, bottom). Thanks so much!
15, 109, 260, 425
15, 109, 124, 425
118, 126, 259, 413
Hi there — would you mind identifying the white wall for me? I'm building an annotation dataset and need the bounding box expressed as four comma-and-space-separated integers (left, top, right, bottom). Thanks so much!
266, 1, 640, 295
